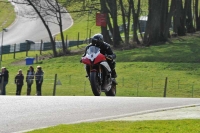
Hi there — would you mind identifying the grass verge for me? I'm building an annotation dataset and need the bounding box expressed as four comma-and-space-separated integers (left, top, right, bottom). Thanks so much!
27, 119, 200, 133
0, 0, 15, 30
0, 34, 199, 97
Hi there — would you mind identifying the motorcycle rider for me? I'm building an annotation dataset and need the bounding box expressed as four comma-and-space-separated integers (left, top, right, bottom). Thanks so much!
82, 33, 117, 79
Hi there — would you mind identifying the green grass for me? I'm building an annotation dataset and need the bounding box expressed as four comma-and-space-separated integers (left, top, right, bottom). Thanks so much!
0, 2, 200, 133
0, 0, 199, 112
0, 34, 200, 97
0, 0, 15, 30
56, 10, 101, 41
27, 120, 200, 133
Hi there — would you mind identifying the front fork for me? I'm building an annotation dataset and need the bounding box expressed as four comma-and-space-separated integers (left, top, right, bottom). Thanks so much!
98, 65, 103, 84
85, 65, 103, 85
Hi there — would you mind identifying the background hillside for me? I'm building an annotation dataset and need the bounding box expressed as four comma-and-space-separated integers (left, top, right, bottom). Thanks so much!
0, 1, 199, 98
0, 32, 198, 97
0, 0, 15, 31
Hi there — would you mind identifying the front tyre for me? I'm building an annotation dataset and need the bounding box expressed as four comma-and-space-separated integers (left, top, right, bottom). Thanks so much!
90, 71, 101, 96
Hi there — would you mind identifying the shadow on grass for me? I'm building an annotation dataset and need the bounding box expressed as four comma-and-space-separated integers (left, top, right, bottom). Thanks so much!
117, 43, 200, 63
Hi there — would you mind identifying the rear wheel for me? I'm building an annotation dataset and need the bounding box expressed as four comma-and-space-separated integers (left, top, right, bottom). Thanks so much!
90, 71, 101, 96
105, 84, 116, 96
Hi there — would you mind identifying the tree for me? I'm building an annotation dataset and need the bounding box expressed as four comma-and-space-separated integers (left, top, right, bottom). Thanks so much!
99, 0, 122, 47
24, 0, 58, 56
119, 0, 131, 45
184, 0, 195, 33
100, 0, 112, 45
172, 0, 186, 36
45, 0, 67, 55
106, 0, 122, 47
195, 0, 200, 30
143, 0, 195, 45
130, 0, 141, 44
12, 0, 71, 57
144, 0, 162, 45
162, 0, 176, 39
159, 0, 169, 41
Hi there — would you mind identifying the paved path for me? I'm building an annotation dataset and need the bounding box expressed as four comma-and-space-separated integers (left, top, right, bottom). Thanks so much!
111, 105, 200, 121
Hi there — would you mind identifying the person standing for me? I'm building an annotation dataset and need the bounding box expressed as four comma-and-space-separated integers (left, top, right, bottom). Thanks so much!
15, 69, 24, 95
26, 66, 35, 95
35, 66, 44, 96
0, 67, 9, 95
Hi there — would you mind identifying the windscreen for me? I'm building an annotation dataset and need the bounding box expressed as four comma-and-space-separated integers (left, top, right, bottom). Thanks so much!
86, 46, 100, 55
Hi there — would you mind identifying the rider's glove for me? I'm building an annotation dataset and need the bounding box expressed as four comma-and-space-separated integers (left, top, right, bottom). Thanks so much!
107, 55, 113, 60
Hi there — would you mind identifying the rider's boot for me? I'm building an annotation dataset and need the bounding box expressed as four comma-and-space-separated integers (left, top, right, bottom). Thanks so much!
111, 69, 117, 78
111, 69, 117, 85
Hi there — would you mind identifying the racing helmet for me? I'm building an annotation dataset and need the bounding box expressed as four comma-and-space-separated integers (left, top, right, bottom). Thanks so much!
91, 33, 103, 47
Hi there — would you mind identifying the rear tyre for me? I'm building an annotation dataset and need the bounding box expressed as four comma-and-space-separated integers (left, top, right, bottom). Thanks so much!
90, 71, 101, 96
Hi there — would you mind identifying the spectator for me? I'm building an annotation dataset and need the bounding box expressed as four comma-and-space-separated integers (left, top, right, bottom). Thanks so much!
26, 66, 35, 95
35, 66, 44, 96
0, 67, 9, 95
14, 69, 24, 95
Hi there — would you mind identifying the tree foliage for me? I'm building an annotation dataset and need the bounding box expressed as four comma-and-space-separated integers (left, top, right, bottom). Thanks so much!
99, 0, 200, 46
9, 0, 200, 51
11, 0, 72, 57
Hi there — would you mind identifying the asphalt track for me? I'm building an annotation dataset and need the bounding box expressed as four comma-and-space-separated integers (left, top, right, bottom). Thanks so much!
0, 96, 199, 133
1, 0, 73, 45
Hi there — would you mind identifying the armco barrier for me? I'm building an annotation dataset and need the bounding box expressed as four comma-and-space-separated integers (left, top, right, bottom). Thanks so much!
1, 45, 10, 54
68, 40, 84, 47
43, 42, 52, 51
1, 40, 86, 55
20, 43, 30, 51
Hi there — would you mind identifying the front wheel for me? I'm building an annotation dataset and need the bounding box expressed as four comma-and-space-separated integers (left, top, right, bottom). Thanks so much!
90, 71, 101, 96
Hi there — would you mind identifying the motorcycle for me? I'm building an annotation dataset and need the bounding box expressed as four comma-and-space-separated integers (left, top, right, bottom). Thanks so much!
81, 45, 117, 96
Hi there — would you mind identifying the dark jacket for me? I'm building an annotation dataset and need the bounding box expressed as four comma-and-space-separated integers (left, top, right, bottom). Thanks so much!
0, 70, 9, 83
83, 42, 116, 59
15, 74, 24, 85
26, 70, 35, 84
35, 69, 44, 82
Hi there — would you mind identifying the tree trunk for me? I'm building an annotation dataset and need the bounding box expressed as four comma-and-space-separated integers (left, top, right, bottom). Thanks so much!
105, 13, 113, 44
159, 0, 169, 41
173, 0, 186, 36
119, 0, 130, 44
126, 1, 131, 45
195, 0, 200, 30
100, 0, 111, 45
130, 0, 141, 44
144, 0, 162, 45
163, 0, 176, 38
27, 0, 57, 57
185, 0, 195, 33
56, 0, 67, 55
106, 0, 122, 47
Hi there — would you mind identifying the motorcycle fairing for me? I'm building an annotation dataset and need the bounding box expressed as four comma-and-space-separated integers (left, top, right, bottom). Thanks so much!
94, 53, 106, 64
85, 46, 100, 62
82, 57, 91, 65
82, 46, 107, 65
100, 61, 111, 73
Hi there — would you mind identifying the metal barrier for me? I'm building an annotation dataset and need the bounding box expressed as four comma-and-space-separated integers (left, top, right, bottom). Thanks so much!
0, 40, 85, 55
